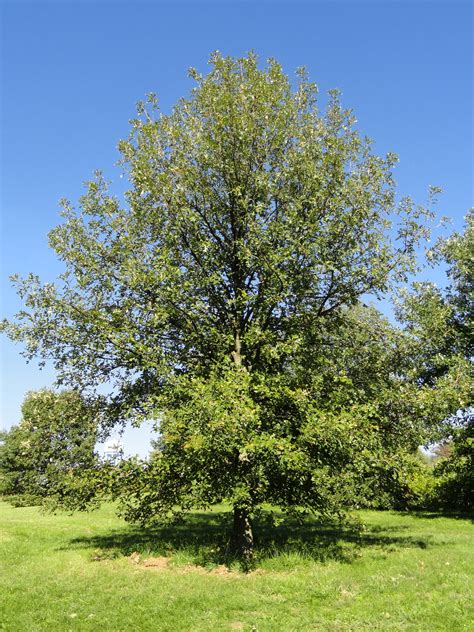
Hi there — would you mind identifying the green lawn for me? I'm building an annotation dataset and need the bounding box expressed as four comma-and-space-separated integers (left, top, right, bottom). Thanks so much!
0, 502, 472, 631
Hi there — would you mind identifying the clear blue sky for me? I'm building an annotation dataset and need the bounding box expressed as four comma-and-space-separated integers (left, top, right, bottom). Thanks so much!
1, 1, 472, 455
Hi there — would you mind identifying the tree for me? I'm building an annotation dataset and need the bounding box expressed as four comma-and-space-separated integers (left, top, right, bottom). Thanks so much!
2, 53, 454, 557
433, 412, 473, 512
433, 212, 473, 510
397, 211, 473, 511
0, 389, 98, 505
441, 209, 473, 360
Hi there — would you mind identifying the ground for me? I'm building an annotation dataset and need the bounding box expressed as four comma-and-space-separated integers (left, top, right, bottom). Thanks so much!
0, 502, 472, 631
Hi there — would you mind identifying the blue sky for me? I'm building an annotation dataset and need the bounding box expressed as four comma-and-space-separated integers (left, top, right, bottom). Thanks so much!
1, 1, 472, 456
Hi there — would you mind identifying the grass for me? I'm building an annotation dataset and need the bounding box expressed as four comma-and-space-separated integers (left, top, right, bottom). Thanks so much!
0, 502, 473, 631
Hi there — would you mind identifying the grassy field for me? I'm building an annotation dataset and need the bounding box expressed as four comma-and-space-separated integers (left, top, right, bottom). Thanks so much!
0, 502, 472, 631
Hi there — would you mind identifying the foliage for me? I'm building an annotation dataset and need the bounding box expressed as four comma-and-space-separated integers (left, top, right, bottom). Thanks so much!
441, 208, 474, 359
397, 211, 473, 511
354, 450, 436, 511
108, 303, 469, 523
433, 414, 474, 512
0, 389, 98, 505
396, 210, 472, 389
2, 52, 462, 553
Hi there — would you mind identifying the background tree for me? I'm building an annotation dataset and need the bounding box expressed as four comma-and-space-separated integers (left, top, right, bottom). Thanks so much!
434, 212, 473, 510
0, 389, 98, 506
397, 211, 473, 511
2, 53, 463, 556
433, 412, 473, 512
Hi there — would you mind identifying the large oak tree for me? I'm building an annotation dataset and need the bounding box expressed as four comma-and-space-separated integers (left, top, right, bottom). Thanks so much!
3, 53, 461, 557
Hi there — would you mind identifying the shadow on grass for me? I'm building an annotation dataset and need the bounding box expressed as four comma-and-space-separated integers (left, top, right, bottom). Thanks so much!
65, 510, 434, 569
410, 510, 473, 523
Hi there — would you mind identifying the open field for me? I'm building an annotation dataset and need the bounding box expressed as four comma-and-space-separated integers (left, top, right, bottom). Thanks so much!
0, 502, 473, 631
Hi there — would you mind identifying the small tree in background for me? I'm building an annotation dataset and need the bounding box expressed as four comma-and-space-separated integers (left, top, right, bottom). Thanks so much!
434, 212, 473, 510
397, 211, 473, 512
2, 53, 469, 557
433, 413, 473, 512
0, 389, 98, 506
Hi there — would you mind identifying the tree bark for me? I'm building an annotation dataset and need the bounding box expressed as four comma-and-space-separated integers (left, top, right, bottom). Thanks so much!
232, 506, 254, 561
232, 329, 242, 367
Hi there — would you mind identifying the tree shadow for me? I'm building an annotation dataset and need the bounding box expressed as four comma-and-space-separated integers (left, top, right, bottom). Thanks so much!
410, 510, 473, 523
65, 510, 435, 570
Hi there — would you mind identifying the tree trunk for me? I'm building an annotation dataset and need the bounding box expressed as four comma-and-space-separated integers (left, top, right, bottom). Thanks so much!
232, 506, 254, 561
232, 329, 242, 367
231, 330, 253, 561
